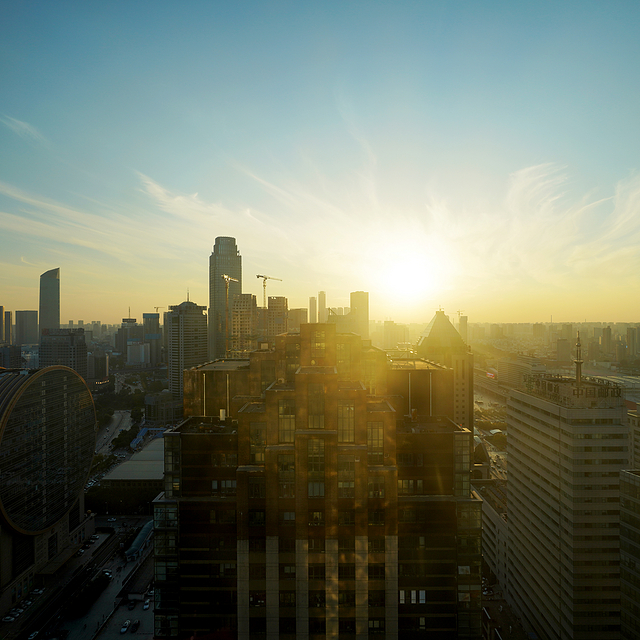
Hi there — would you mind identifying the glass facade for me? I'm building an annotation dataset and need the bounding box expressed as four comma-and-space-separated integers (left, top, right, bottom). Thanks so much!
0, 366, 96, 534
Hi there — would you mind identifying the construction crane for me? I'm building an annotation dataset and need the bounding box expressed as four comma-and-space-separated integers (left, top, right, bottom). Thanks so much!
222, 274, 239, 357
154, 306, 165, 313
256, 274, 282, 310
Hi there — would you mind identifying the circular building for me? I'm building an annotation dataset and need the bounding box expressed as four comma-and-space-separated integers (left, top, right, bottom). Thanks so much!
0, 366, 97, 534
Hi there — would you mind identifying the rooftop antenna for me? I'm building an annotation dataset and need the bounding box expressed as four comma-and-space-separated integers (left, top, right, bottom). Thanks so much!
187, 288, 190, 302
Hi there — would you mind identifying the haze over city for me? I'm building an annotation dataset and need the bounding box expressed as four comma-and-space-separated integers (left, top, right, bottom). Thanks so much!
2, 1, 640, 323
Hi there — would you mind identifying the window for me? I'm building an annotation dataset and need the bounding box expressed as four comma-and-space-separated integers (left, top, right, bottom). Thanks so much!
249, 591, 265, 607
248, 510, 265, 526
210, 509, 236, 524
309, 510, 324, 526
339, 537, 355, 552
220, 479, 236, 495
249, 564, 266, 579
248, 477, 266, 499
398, 479, 424, 495
280, 591, 296, 607
279, 538, 295, 553
278, 398, 295, 443
339, 591, 356, 607
337, 342, 351, 379
311, 331, 325, 358
285, 342, 300, 382
308, 439, 325, 477
368, 537, 385, 553
308, 383, 325, 429
280, 511, 295, 526
308, 481, 325, 497
369, 563, 385, 580
339, 510, 355, 526
309, 591, 326, 608
260, 360, 276, 392
369, 619, 385, 635
367, 421, 383, 465
280, 564, 295, 579
368, 476, 385, 498
308, 537, 325, 553
338, 400, 355, 443
369, 591, 385, 607
338, 454, 355, 498
369, 510, 385, 526
278, 454, 295, 498
250, 423, 266, 464
309, 564, 325, 580
339, 564, 356, 580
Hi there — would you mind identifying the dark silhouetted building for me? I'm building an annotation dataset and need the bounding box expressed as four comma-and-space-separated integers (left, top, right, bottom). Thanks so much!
39, 328, 87, 379
39, 268, 60, 337
209, 236, 242, 360
0, 366, 96, 612
167, 300, 208, 402
155, 324, 482, 639
620, 469, 640, 640
15, 310, 38, 346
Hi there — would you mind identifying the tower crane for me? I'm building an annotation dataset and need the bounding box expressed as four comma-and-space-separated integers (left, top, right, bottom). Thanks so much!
154, 306, 165, 313
256, 274, 282, 310
222, 274, 239, 357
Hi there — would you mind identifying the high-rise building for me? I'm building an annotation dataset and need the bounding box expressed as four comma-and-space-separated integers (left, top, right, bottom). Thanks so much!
3, 310, 10, 344
349, 290, 369, 339
209, 237, 242, 360
318, 290, 327, 323
620, 470, 640, 640
267, 295, 288, 340
0, 366, 96, 612
143, 312, 162, 366
0, 305, 3, 344
155, 323, 482, 640
39, 267, 60, 337
417, 310, 474, 432
601, 326, 613, 355
167, 301, 208, 401
15, 310, 38, 346
506, 345, 627, 640
288, 308, 308, 332
309, 296, 317, 324
39, 328, 88, 379
556, 337, 571, 362
627, 327, 637, 360
231, 293, 259, 356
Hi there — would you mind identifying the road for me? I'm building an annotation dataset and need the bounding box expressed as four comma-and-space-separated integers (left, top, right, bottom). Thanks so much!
96, 410, 132, 455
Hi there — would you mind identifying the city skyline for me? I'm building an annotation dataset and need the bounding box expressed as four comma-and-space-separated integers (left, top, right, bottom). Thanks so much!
2, 2, 640, 324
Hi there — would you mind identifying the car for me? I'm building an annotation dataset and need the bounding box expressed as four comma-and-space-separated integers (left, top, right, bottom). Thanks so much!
91, 534, 99, 540
127, 600, 136, 610
32, 587, 45, 595
143, 599, 150, 610
108, 518, 117, 522
131, 620, 140, 632
10, 608, 24, 615
120, 620, 131, 634
2, 616, 15, 623
75, 549, 84, 557
28, 633, 39, 640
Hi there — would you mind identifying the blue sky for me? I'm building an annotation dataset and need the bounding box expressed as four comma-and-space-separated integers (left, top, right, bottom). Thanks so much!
2, 1, 640, 324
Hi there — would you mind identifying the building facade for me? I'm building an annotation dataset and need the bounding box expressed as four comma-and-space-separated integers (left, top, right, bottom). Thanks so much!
167, 301, 208, 401
15, 310, 38, 346
38, 267, 60, 337
507, 367, 627, 640
155, 324, 482, 640
0, 366, 96, 613
209, 236, 242, 360
39, 328, 88, 379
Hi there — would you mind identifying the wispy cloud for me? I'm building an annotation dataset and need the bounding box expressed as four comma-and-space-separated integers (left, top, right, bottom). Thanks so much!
0, 115, 49, 147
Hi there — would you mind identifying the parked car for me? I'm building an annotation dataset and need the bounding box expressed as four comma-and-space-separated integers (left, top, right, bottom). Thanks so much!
120, 620, 131, 634
2, 616, 15, 623
107, 518, 117, 522
143, 599, 150, 610
127, 600, 136, 610
131, 620, 140, 632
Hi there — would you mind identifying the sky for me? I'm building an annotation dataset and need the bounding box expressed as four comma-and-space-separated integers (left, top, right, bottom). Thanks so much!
1, 1, 640, 326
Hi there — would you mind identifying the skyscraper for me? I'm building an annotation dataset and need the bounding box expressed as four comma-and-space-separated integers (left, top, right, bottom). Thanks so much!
143, 312, 162, 366
167, 300, 208, 401
3, 310, 10, 343
39, 328, 88, 379
318, 290, 327, 323
309, 296, 317, 324
506, 343, 627, 640
15, 310, 38, 346
209, 237, 242, 360
0, 305, 3, 344
39, 267, 60, 336
349, 290, 369, 339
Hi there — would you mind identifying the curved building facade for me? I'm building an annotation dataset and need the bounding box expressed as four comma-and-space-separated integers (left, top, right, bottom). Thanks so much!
0, 366, 96, 611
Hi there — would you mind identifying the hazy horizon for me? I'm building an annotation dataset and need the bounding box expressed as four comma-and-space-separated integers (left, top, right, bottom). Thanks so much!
2, 2, 640, 325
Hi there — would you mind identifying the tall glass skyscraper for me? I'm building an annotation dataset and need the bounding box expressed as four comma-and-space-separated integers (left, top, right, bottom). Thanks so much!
209, 237, 242, 360
39, 267, 60, 337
